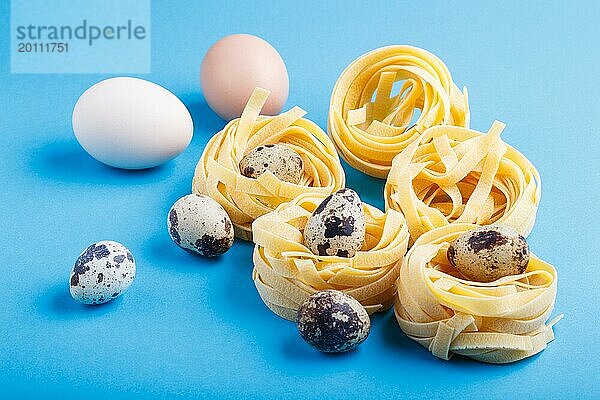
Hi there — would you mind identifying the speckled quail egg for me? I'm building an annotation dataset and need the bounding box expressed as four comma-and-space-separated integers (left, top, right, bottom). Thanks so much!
167, 194, 234, 257
303, 188, 366, 257
69, 241, 135, 305
447, 225, 530, 282
296, 290, 370, 353
239, 143, 304, 184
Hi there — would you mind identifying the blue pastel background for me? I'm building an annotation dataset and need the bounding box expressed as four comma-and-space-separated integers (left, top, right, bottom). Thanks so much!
1, 1, 598, 399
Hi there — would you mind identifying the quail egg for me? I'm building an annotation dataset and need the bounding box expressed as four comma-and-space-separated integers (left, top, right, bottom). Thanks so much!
296, 290, 370, 353
303, 188, 366, 257
69, 241, 135, 305
167, 194, 234, 257
447, 225, 530, 282
239, 143, 303, 184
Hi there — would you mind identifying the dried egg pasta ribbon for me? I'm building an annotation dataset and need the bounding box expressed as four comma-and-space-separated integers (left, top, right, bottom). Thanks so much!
328, 45, 470, 178
394, 223, 561, 364
252, 192, 410, 321
385, 121, 541, 243
193, 88, 345, 241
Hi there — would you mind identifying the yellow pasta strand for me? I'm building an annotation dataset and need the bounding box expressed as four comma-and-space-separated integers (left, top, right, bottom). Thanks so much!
394, 223, 561, 364
328, 45, 470, 178
385, 121, 541, 243
252, 192, 410, 321
193, 87, 345, 240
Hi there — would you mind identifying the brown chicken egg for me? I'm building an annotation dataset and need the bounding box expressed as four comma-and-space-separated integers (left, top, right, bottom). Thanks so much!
200, 34, 289, 121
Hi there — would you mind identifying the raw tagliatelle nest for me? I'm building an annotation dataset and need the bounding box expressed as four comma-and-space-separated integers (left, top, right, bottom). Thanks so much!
328, 45, 470, 178
394, 223, 561, 364
252, 192, 410, 321
385, 121, 540, 244
193, 88, 345, 241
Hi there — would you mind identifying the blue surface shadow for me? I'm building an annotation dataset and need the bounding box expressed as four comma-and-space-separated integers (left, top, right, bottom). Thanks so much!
39, 282, 124, 321
342, 160, 387, 210
29, 140, 176, 185
144, 231, 228, 272
179, 95, 226, 146
376, 310, 429, 356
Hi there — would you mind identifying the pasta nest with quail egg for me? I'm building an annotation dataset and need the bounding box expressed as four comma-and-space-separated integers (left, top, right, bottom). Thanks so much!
251, 192, 410, 321
328, 45, 470, 178
193, 87, 345, 241
384, 121, 541, 244
394, 223, 561, 364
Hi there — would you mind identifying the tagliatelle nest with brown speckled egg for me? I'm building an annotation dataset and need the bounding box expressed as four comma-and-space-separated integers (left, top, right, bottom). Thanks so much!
394, 223, 561, 364
193, 88, 345, 241
251, 192, 409, 321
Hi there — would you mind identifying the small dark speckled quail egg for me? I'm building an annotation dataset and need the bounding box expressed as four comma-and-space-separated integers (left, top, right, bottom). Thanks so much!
303, 188, 366, 257
239, 143, 304, 184
447, 225, 530, 282
69, 241, 135, 305
167, 194, 234, 257
296, 290, 370, 353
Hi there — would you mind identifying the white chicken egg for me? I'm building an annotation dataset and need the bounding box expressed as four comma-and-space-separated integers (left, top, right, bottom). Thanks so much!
72, 77, 193, 169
